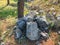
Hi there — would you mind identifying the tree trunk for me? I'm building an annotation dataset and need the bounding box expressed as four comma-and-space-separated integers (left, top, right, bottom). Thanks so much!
18, 0, 24, 18
7, 0, 10, 5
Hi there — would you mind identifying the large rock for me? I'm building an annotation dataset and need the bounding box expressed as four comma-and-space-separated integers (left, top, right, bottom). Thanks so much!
26, 22, 40, 40
36, 16, 49, 32
14, 26, 22, 39
17, 18, 26, 33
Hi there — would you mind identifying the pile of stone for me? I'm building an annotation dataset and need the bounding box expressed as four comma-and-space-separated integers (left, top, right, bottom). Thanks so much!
14, 11, 49, 41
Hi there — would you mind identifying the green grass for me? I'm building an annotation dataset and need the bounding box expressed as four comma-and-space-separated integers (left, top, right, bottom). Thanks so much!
0, 6, 17, 19
0, 0, 29, 19
0, 0, 17, 19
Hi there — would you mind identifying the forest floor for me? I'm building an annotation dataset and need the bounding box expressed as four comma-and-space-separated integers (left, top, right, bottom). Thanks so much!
0, 0, 60, 45
0, 14, 60, 45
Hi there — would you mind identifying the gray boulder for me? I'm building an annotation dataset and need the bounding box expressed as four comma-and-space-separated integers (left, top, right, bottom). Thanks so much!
14, 26, 22, 39
26, 22, 40, 40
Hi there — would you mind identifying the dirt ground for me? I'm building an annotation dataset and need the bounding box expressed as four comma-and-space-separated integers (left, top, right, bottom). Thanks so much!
0, 19, 59, 45
16, 32, 58, 45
